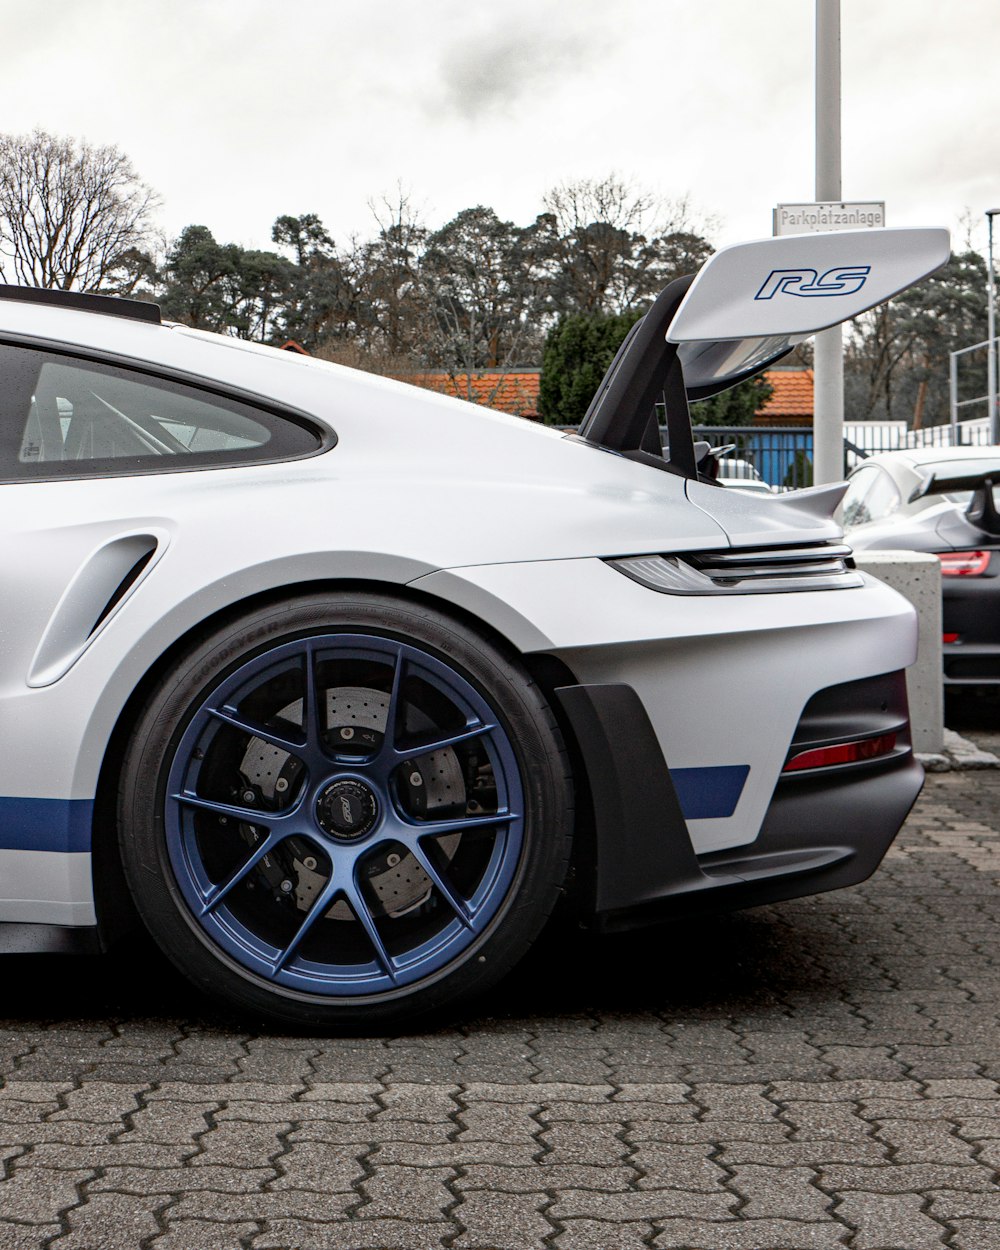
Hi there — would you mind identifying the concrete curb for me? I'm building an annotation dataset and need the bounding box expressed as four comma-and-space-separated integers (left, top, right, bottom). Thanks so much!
916, 728, 1000, 772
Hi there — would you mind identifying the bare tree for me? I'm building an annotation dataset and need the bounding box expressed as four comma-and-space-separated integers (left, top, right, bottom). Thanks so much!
542, 175, 714, 314
0, 129, 159, 292
351, 188, 429, 358
417, 206, 551, 397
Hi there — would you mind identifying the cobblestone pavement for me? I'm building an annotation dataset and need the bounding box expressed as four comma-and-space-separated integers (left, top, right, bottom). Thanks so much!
3, 767, 1000, 1249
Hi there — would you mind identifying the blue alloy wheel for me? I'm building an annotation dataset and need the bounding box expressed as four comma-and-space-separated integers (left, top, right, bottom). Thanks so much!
163, 633, 527, 997
119, 595, 572, 1027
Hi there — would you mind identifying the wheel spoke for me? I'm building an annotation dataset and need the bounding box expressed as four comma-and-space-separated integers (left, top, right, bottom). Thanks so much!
208, 706, 306, 758
198, 827, 288, 916
406, 836, 474, 928
270, 874, 339, 974
378, 646, 407, 759
172, 790, 294, 825
341, 875, 398, 980
393, 720, 495, 761
302, 642, 324, 752
397, 809, 519, 839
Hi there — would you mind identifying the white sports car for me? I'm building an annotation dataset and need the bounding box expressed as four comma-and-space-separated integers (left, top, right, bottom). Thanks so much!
0, 226, 948, 1027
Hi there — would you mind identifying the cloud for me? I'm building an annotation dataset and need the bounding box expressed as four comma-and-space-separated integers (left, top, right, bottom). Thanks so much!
436, 26, 601, 120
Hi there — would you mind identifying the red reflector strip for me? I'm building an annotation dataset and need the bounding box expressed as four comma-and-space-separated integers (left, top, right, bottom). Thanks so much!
783, 732, 898, 773
937, 550, 990, 576
943, 632, 960, 644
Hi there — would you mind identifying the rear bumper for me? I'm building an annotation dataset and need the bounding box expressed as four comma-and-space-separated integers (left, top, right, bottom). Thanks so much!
556, 677, 923, 932
943, 574, 1000, 683
943, 642, 1000, 686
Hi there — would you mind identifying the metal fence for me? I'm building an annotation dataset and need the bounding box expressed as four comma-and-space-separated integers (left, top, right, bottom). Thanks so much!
687, 419, 997, 490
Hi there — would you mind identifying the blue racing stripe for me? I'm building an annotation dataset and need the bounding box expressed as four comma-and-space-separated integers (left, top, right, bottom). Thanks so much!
672, 765, 750, 820
0, 798, 94, 853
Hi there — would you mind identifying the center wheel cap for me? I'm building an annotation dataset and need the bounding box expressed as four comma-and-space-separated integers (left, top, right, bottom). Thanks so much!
316, 778, 379, 840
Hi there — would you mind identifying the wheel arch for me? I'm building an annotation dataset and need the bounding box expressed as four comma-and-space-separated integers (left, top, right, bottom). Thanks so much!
91, 574, 589, 948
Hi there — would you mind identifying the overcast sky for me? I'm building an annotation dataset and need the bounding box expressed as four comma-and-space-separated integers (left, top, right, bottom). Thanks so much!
2, 0, 998, 255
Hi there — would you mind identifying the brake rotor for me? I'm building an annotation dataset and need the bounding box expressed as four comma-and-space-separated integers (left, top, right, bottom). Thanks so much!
237, 686, 465, 918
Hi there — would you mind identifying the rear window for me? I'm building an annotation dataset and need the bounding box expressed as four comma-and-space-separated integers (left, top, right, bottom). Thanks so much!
0, 344, 323, 480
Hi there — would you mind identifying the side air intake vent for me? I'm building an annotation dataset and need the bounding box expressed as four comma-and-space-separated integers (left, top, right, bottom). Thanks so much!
28, 532, 165, 687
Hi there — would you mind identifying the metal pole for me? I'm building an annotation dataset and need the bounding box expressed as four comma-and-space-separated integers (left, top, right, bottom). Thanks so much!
813, 0, 844, 484
949, 350, 959, 445
988, 209, 999, 445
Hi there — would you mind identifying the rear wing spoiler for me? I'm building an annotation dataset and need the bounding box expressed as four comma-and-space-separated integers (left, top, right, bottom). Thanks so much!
910, 468, 1000, 500
578, 227, 950, 479
910, 468, 1000, 536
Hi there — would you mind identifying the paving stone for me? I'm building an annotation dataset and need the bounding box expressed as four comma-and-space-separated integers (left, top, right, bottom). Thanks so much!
0, 1167, 94, 1222
719, 1139, 888, 1166
928, 1191, 1000, 1221
652, 1218, 851, 1248
296, 1081, 382, 1101
548, 1190, 737, 1221
629, 1143, 727, 1191
253, 1218, 449, 1249
553, 1219, 655, 1250
357, 1163, 455, 1221
457, 1103, 540, 1143
873, 1118, 977, 1163
152, 1219, 262, 1249
450, 1190, 554, 1249
167, 1190, 356, 1221
835, 1191, 948, 1249
0, 1222, 64, 1249
0, 1122, 114, 1147
820, 1162, 995, 1192
89, 1165, 277, 1194
190, 1121, 288, 1167
771, 1080, 921, 1103
218, 1098, 373, 1124
51, 1190, 163, 1250
949, 1220, 1000, 1250
689, 1083, 780, 1122
458, 1081, 603, 1102
270, 1140, 367, 1191
376, 1085, 459, 1121
728, 1164, 831, 1220
48, 1083, 145, 1122
19, 1142, 192, 1169
540, 1122, 626, 1164
372, 1140, 540, 1167
291, 1119, 449, 1145
455, 1162, 634, 1192
0, 1083, 74, 1103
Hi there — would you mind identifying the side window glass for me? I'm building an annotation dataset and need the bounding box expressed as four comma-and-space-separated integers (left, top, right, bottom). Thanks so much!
1, 345, 321, 479
863, 470, 902, 522
842, 467, 879, 526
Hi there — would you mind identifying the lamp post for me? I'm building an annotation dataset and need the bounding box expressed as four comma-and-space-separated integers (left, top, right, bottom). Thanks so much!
988, 208, 1000, 445
813, 0, 843, 485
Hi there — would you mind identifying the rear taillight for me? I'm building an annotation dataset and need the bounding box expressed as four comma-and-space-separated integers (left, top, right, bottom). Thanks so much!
943, 632, 960, 644
937, 550, 991, 576
783, 732, 898, 773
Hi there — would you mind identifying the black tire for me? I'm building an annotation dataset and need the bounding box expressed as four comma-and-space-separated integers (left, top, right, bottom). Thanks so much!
117, 592, 573, 1030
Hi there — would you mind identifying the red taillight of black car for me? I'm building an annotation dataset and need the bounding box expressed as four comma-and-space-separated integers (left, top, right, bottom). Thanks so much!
783, 732, 898, 773
937, 550, 991, 576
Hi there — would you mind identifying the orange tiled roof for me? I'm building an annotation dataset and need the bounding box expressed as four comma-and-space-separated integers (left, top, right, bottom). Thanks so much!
759, 368, 814, 419
407, 371, 541, 418
406, 367, 812, 424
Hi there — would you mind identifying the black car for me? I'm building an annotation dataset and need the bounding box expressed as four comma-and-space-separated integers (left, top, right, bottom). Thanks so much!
843, 446, 1000, 686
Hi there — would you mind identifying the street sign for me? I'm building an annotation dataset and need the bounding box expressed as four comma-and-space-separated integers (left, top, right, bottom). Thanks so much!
774, 201, 885, 236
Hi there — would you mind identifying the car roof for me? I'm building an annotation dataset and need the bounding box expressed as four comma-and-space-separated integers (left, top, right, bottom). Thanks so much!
859, 445, 1000, 471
